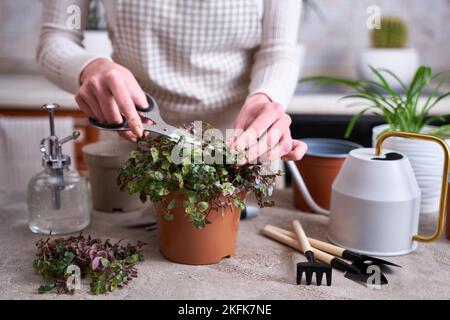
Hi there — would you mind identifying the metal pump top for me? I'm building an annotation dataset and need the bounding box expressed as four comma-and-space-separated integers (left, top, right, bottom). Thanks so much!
40, 103, 80, 170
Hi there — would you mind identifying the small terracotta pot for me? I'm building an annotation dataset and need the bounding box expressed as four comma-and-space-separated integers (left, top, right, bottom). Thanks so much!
155, 193, 241, 265
293, 138, 362, 213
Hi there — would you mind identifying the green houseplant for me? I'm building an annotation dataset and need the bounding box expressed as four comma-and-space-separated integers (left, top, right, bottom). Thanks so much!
302, 65, 450, 213
118, 123, 281, 264
357, 16, 419, 89
302, 65, 450, 138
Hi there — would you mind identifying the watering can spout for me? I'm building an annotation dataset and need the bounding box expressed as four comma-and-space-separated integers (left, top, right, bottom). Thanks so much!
286, 161, 330, 216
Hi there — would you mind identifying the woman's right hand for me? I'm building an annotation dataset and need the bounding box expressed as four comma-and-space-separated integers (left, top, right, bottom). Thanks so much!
76, 58, 148, 142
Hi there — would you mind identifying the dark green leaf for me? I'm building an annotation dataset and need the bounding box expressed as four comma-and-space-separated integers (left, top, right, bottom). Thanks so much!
167, 199, 177, 209
345, 108, 370, 138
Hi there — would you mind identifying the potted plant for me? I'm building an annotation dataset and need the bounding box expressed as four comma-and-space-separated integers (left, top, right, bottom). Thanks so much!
357, 16, 419, 89
118, 124, 281, 265
301, 65, 450, 214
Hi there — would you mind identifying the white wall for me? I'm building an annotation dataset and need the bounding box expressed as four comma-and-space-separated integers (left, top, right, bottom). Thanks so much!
1, 0, 450, 76
300, 0, 450, 76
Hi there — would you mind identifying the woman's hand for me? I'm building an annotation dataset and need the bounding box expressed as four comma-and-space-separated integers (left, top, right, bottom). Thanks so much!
230, 93, 307, 163
76, 58, 149, 142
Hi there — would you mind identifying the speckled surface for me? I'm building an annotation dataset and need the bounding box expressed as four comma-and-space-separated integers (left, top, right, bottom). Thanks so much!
1, 189, 449, 300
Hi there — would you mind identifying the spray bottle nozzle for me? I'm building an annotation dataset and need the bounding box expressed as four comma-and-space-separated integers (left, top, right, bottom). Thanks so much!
39, 104, 80, 169
39, 104, 80, 209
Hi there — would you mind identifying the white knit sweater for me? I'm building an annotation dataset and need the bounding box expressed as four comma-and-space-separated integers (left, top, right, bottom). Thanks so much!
37, 0, 303, 126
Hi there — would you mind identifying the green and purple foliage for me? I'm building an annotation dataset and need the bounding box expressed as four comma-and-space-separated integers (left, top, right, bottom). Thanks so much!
33, 234, 145, 295
118, 123, 282, 229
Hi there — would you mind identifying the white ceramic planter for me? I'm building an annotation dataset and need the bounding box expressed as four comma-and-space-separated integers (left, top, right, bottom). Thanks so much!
357, 48, 419, 89
372, 124, 450, 214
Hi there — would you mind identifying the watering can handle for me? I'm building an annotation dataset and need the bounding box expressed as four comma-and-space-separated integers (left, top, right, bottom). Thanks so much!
286, 161, 330, 216
375, 131, 450, 243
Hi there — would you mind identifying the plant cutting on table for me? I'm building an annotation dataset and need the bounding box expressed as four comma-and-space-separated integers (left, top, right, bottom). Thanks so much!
33, 235, 145, 295
118, 122, 282, 264
301, 65, 450, 213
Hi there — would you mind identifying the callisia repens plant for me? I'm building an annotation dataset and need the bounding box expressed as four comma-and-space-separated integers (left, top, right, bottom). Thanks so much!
118, 123, 282, 229
33, 235, 145, 295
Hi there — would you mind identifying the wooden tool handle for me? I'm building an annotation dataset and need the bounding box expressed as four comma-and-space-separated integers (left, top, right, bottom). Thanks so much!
266, 224, 345, 257
292, 220, 312, 253
308, 238, 345, 257
267, 224, 296, 238
262, 226, 334, 265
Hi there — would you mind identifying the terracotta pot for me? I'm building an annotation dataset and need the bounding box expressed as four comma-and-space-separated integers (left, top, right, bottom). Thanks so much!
293, 138, 362, 212
155, 193, 241, 265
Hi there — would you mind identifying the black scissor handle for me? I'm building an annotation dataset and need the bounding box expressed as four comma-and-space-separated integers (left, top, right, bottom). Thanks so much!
136, 93, 155, 112
89, 116, 127, 129
88, 93, 156, 130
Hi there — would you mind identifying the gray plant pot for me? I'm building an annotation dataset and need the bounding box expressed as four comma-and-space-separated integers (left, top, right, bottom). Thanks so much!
82, 141, 145, 213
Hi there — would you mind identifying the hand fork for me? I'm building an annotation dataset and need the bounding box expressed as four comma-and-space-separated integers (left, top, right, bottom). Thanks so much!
263, 225, 388, 285
292, 220, 332, 286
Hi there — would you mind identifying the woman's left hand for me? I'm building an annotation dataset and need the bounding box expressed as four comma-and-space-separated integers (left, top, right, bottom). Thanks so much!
230, 93, 307, 163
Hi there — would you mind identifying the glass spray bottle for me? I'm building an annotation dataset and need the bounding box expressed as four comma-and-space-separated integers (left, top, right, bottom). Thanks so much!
27, 103, 90, 234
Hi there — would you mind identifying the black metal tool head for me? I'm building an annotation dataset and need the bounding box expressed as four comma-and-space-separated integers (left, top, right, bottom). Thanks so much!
342, 250, 401, 268
359, 254, 401, 268
297, 251, 332, 286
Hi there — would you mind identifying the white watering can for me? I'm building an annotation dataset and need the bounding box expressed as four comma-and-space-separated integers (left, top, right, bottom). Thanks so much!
287, 131, 449, 256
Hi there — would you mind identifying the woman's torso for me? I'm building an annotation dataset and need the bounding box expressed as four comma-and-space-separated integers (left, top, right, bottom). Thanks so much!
102, 0, 263, 129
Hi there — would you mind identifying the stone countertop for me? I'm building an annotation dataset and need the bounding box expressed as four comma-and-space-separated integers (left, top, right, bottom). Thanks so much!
2, 74, 450, 115
1, 189, 449, 300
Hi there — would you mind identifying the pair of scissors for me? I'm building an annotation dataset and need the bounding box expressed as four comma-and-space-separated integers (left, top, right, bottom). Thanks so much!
88, 93, 199, 145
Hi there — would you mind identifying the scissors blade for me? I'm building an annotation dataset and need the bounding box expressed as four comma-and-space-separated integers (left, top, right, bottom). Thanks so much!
142, 123, 201, 146
142, 122, 176, 138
